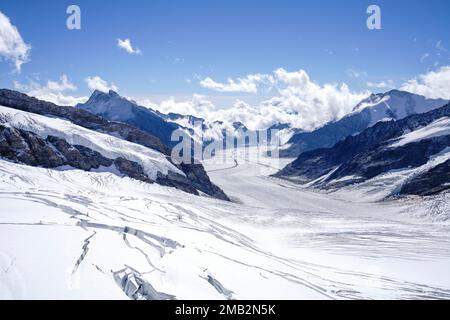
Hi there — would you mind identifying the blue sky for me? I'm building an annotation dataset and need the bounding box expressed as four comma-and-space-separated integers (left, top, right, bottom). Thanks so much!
1, 0, 450, 111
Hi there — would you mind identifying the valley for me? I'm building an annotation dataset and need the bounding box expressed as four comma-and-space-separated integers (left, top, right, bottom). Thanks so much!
1, 146, 449, 299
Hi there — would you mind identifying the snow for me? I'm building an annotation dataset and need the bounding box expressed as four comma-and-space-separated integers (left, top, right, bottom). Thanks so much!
0, 105, 183, 179
1, 145, 450, 300
351, 91, 446, 128
79, 92, 136, 121
391, 117, 450, 147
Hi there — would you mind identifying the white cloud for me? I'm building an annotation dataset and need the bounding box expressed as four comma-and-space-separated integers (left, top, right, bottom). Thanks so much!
156, 68, 370, 131
85, 76, 118, 93
366, 80, 395, 89
142, 94, 215, 117
200, 74, 274, 93
265, 68, 370, 130
0, 11, 31, 72
117, 38, 142, 55
420, 53, 430, 62
346, 69, 367, 79
14, 75, 87, 106
400, 66, 450, 99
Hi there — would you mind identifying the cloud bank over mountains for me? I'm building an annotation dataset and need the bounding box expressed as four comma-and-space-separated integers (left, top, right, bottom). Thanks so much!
400, 66, 450, 100
12, 66, 450, 133
85, 76, 119, 93
14, 75, 87, 106
164, 68, 370, 131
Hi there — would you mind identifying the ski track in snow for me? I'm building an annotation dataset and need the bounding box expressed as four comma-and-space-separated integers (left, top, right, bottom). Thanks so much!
0, 147, 450, 300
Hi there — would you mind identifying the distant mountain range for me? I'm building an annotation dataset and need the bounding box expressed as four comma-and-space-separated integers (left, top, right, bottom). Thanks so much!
3, 87, 450, 200
277, 101, 450, 197
77, 90, 286, 151
280, 90, 447, 157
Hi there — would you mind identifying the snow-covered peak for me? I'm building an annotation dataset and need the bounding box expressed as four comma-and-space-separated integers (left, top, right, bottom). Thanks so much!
78, 90, 139, 121
352, 90, 447, 127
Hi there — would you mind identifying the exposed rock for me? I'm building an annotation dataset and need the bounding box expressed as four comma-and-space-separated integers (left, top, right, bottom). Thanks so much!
179, 163, 230, 201
47, 135, 113, 170
0, 126, 65, 168
0, 125, 155, 189
400, 159, 450, 196
113, 157, 151, 183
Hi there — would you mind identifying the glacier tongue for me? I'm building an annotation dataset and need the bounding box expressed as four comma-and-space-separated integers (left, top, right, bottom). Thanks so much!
1, 146, 450, 299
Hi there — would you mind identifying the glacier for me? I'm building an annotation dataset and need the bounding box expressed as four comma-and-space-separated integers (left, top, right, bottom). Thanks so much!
1, 146, 450, 299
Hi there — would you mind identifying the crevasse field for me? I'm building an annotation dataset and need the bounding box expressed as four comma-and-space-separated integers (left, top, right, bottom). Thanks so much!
1, 143, 449, 300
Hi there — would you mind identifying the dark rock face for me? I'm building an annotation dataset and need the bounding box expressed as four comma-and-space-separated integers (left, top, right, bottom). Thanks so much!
277, 102, 450, 196
0, 125, 152, 181
280, 111, 371, 158
0, 89, 229, 200
400, 159, 450, 196
47, 136, 113, 170
327, 135, 450, 183
113, 157, 151, 183
180, 163, 230, 201
0, 126, 65, 168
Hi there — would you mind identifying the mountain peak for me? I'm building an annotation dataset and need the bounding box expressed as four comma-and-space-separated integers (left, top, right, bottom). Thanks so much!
82, 90, 127, 108
107, 90, 120, 97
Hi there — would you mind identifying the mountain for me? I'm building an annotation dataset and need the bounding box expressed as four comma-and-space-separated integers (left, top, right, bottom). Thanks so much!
77, 90, 181, 147
280, 90, 447, 157
277, 101, 450, 197
78, 90, 286, 151
0, 89, 229, 200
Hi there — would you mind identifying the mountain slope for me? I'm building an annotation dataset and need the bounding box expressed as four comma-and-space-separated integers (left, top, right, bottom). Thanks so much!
0, 89, 229, 200
281, 90, 447, 157
77, 90, 181, 147
277, 102, 450, 197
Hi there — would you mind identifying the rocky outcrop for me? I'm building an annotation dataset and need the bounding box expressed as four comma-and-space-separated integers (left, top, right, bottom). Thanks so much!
180, 163, 230, 201
0, 125, 145, 180
0, 126, 65, 168
46, 135, 113, 170
400, 159, 450, 196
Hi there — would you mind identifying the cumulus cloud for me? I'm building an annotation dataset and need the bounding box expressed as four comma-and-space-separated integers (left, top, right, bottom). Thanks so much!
0, 11, 31, 72
14, 75, 88, 106
366, 80, 395, 89
85, 76, 118, 93
152, 68, 370, 131
117, 38, 142, 55
400, 66, 450, 99
200, 74, 274, 93
141, 94, 216, 117
265, 68, 370, 130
